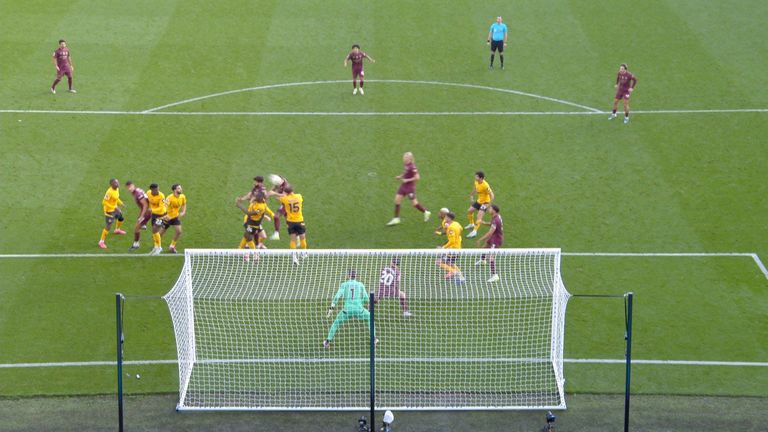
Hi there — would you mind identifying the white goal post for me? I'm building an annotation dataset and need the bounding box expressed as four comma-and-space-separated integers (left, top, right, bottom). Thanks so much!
163, 248, 571, 411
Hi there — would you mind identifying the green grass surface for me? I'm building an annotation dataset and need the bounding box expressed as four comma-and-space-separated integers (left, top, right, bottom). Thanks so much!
1, 0, 767, 429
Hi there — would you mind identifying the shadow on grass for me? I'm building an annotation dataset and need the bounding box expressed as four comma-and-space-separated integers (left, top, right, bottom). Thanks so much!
0, 393, 766, 431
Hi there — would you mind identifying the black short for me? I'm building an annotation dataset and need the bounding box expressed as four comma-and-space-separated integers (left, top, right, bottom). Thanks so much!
151, 213, 166, 227
163, 217, 181, 228
105, 209, 123, 225
491, 39, 504, 53
287, 221, 306, 235
472, 202, 489, 211
243, 222, 263, 234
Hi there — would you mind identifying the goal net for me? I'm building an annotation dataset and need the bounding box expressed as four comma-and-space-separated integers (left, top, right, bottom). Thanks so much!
163, 248, 571, 411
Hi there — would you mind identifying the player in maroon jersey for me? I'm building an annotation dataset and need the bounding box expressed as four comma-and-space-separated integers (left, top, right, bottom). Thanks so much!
344, 44, 375, 95
236, 176, 274, 244
609, 64, 637, 124
268, 175, 291, 240
475, 204, 503, 282
125, 181, 152, 251
387, 152, 431, 226
374, 258, 412, 317
51, 39, 76, 94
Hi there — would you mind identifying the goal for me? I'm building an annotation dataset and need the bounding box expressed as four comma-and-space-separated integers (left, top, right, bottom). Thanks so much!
163, 248, 571, 411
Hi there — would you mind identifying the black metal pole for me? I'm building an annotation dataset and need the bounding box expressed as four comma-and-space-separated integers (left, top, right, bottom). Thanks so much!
116, 293, 125, 432
369, 292, 376, 430
624, 292, 634, 432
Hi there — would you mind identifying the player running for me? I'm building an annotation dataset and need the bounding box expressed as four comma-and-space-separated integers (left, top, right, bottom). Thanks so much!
475, 204, 504, 283
125, 181, 151, 251
609, 64, 638, 124
324, 270, 378, 348
387, 152, 431, 226
51, 39, 76, 94
344, 44, 375, 95
465, 171, 494, 238
437, 212, 464, 283
146, 183, 167, 255
236, 192, 274, 253
269, 185, 306, 265
98, 178, 126, 249
160, 184, 187, 253
374, 258, 412, 317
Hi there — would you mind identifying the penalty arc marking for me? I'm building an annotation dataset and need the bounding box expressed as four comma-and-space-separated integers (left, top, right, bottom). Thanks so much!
141, 79, 603, 113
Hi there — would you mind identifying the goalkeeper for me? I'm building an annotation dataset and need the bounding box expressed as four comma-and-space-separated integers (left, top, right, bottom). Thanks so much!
323, 270, 378, 349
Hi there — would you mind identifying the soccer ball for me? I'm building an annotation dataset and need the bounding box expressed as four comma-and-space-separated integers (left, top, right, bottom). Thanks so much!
268, 174, 283, 186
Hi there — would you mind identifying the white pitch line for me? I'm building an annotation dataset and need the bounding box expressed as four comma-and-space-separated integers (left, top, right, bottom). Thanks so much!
140, 79, 601, 113
1, 358, 766, 369
1, 252, 764, 279
751, 253, 768, 280
2, 108, 767, 116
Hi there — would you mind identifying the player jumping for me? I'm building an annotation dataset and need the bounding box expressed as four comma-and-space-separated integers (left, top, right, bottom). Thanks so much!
125, 181, 151, 251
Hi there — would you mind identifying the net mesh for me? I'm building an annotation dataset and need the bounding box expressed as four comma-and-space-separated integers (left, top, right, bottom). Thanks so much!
164, 248, 570, 410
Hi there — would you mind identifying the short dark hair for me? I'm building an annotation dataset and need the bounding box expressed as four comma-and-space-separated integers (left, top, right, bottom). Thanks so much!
59, 39, 66, 44
475, 171, 485, 179
283, 186, 294, 194
352, 44, 360, 49
491, 204, 500, 213
446, 212, 456, 220
254, 176, 264, 183
109, 178, 117, 184
391, 257, 401, 266
149, 183, 158, 189
348, 269, 357, 279
125, 180, 134, 186
171, 183, 180, 192
620, 63, 628, 69
254, 191, 266, 201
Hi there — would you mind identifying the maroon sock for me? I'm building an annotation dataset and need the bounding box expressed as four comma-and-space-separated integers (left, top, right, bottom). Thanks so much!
394, 204, 401, 217
414, 204, 426, 213
400, 297, 409, 312
274, 215, 280, 231
134, 232, 140, 242
52, 79, 61, 89
360, 80, 364, 88
353, 80, 357, 88
67, 77, 73, 90
490, 260, 497, 274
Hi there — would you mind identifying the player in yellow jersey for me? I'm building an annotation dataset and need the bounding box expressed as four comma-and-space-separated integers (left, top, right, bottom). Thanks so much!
436, 212, 465, 283
160, 184, 187, 254
465, 171, 494, 238
98, 178, 127, 249
269, 185, 306, 265
433, 207, 451, 236
236, 192, 274, 259
146, 183, 167, 255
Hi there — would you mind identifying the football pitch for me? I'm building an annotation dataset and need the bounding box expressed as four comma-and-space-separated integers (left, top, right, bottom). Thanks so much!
1, 0, 767, 430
